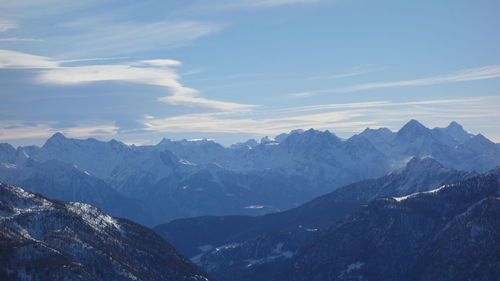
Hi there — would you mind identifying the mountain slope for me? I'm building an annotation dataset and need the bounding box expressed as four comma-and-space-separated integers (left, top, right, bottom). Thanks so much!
0, 158, 153, 225
155, 157, 476, 257
277, 169, 500, 281
0, 183, 214, 281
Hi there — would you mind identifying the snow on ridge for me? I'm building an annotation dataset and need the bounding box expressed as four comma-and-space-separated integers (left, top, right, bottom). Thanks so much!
66, 202, 122, 233
179, 159, 197, 166
1, 163, 16, 169
392, 184, 450, 202
346, 261, 364, 272
245, 205, 264, 209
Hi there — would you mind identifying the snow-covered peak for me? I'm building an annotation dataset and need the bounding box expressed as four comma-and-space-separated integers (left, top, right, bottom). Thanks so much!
260, 136, 276, 144
230, 139, 259, 149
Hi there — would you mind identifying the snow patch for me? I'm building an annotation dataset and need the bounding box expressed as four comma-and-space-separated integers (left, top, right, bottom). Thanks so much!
179, 159, 197, 166
346, 261, 364, 272
245, 205, 264, 209
66, 202, 122, 233
1, 163, 16, 169
392, 184, 449, 201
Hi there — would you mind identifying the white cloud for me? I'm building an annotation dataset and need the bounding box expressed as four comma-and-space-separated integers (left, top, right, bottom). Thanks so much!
0, 49, 254, 111
38, 63, 254, 111
138, 59, 182, 67
0, 49, 58, 68
291, 65, 500, 97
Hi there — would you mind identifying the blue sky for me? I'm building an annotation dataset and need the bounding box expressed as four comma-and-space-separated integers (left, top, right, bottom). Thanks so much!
1, 0, 499, 146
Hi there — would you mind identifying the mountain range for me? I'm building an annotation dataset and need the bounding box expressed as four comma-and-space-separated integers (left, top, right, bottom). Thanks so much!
0, 120, 498, 227
154, 157, 479, 281
0, 119, 499, 281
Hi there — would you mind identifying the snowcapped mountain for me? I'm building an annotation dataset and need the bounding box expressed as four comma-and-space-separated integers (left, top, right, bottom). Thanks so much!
0, 157, 153, 225
0, 120, 498, 226
154, 157, 477, 281
278, 168, 500, 281
0, 183, 214, 281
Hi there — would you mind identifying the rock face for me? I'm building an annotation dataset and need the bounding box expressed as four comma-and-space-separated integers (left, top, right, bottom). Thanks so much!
1, 120, 499, 226
0, 183, 214, 281
277, 169, 500, 281
154, 158, 477, 281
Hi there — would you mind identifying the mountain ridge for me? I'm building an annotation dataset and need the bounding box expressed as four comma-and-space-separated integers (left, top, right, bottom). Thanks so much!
0, 183, 215, 281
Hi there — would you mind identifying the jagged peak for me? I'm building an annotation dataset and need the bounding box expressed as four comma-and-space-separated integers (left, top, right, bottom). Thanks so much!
447, 121, 463, 130
49, 132, 66, 140
361, 127, 392, 134
157, 137, 172, 146
397, 119, 430, 137
405, 156, 444, 170
359, 127, 394, 139
43, 132, 70, 147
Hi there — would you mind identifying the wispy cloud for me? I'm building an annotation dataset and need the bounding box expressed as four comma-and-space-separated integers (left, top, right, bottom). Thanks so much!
55, 20, 225, 58
171, 0, 328, 16
291, 65, 500, 97
0, 49, 254, 111
306, 71, 368, 80
143, 110, 366, 135
0, 20, 18, 33
0, 120, 118, 141
0, 37, 43, 42
244, 0, 321, 7
142, 96, 500, 137
306, 65, 378, 80
0, 49, 58, 68
268, 98, 484, 115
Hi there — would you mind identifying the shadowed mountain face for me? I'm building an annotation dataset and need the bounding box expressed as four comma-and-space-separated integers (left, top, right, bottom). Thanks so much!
155, 158, 476, 254
0, 120, 498, 226
0, 157, 154, 225
0, 183, 214, 281
153, 158, 478, 281
277, 169, 500, 281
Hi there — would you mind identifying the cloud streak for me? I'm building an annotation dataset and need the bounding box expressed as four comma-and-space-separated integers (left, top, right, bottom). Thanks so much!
142, 96, 500, 137
0, 20, 17, 33
56, 20, 224, 58
292, 65, 500, 97
0, 120, 118, 141
0, 49, 254, 112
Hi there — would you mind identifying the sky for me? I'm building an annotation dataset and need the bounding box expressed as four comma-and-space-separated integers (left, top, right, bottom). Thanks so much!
1, 0, 499, 146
